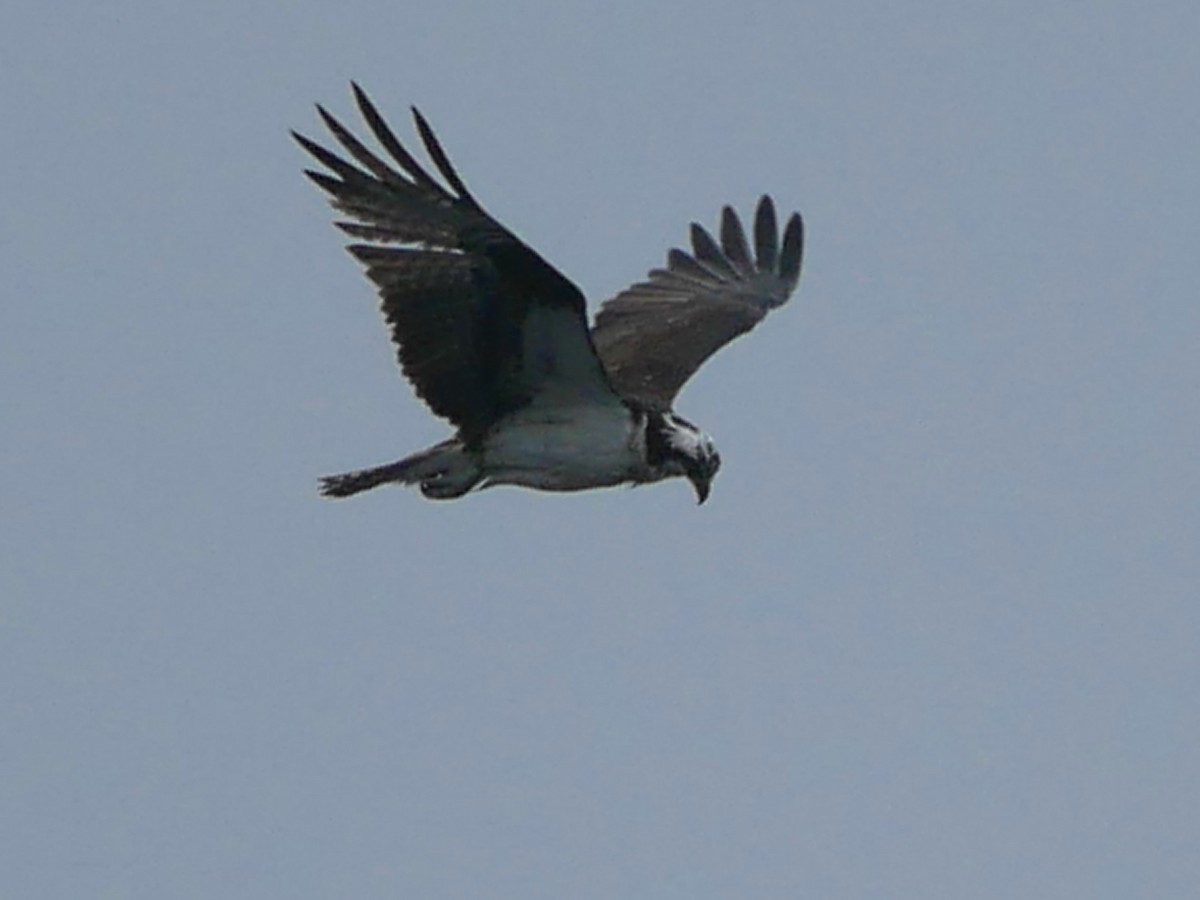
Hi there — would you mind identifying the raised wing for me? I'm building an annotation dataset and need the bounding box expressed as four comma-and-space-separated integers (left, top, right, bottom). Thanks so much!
294, 84, 619, 442
591, 196, 803, 410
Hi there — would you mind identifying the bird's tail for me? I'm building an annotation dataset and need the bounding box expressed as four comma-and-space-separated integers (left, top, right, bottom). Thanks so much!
319, 439, 481, 500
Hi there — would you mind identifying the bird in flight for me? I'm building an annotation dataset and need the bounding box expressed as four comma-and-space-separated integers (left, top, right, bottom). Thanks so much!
294, 85, 804, 504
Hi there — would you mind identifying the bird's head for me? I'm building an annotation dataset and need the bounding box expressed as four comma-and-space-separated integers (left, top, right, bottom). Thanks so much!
657, 413, 721, 504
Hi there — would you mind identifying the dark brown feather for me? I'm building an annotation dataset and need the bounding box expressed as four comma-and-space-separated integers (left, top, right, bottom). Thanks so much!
592, 195, 804, 410
295, 86, 616, 440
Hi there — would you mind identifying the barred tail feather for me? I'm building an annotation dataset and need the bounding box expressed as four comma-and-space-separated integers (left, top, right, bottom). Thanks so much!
318, 439, 481, 500
319, 461, 414, 497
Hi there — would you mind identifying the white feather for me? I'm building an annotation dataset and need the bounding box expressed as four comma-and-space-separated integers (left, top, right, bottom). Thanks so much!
480, 403, 658, 492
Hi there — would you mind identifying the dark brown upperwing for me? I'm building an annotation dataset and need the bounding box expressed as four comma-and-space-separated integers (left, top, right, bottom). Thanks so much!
591, 196, 804, 410
294, 85, 614, 441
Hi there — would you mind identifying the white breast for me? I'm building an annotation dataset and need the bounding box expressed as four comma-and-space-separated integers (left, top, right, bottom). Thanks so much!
480, 401, 652, 492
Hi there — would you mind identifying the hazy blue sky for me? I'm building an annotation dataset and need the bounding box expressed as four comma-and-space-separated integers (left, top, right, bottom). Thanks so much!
3, 2, 1198, 897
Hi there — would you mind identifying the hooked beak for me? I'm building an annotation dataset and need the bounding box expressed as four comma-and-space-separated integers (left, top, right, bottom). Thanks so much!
691, 476, 712, 505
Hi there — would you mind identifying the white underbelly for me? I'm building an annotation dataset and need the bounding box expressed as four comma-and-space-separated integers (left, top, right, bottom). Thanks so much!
481, 404, 649, 492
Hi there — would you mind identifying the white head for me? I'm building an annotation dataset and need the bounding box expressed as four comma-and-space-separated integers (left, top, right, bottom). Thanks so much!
658, 412, 721, 504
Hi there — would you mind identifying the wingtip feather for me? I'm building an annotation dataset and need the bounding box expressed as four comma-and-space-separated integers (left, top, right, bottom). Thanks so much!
719, 205, 754, 275
410, 107, 475, 203
754, 195, 779, 272
779, 212, 804, 287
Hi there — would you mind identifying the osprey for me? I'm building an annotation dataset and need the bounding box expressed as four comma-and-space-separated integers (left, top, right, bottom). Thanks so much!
295, 85, 804, 504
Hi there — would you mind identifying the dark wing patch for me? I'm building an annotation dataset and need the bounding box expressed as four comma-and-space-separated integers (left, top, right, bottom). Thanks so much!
592, 196, 804, 410
345, 246, 497, 427
295, 84, 615, 440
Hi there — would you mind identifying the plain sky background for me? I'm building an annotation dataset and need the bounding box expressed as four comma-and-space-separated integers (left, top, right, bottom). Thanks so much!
3, 2, 1198, 897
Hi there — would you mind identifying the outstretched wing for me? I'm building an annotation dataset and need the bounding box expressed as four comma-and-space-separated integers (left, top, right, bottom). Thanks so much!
294, 84, 619, 443
591, 196, 803, 411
